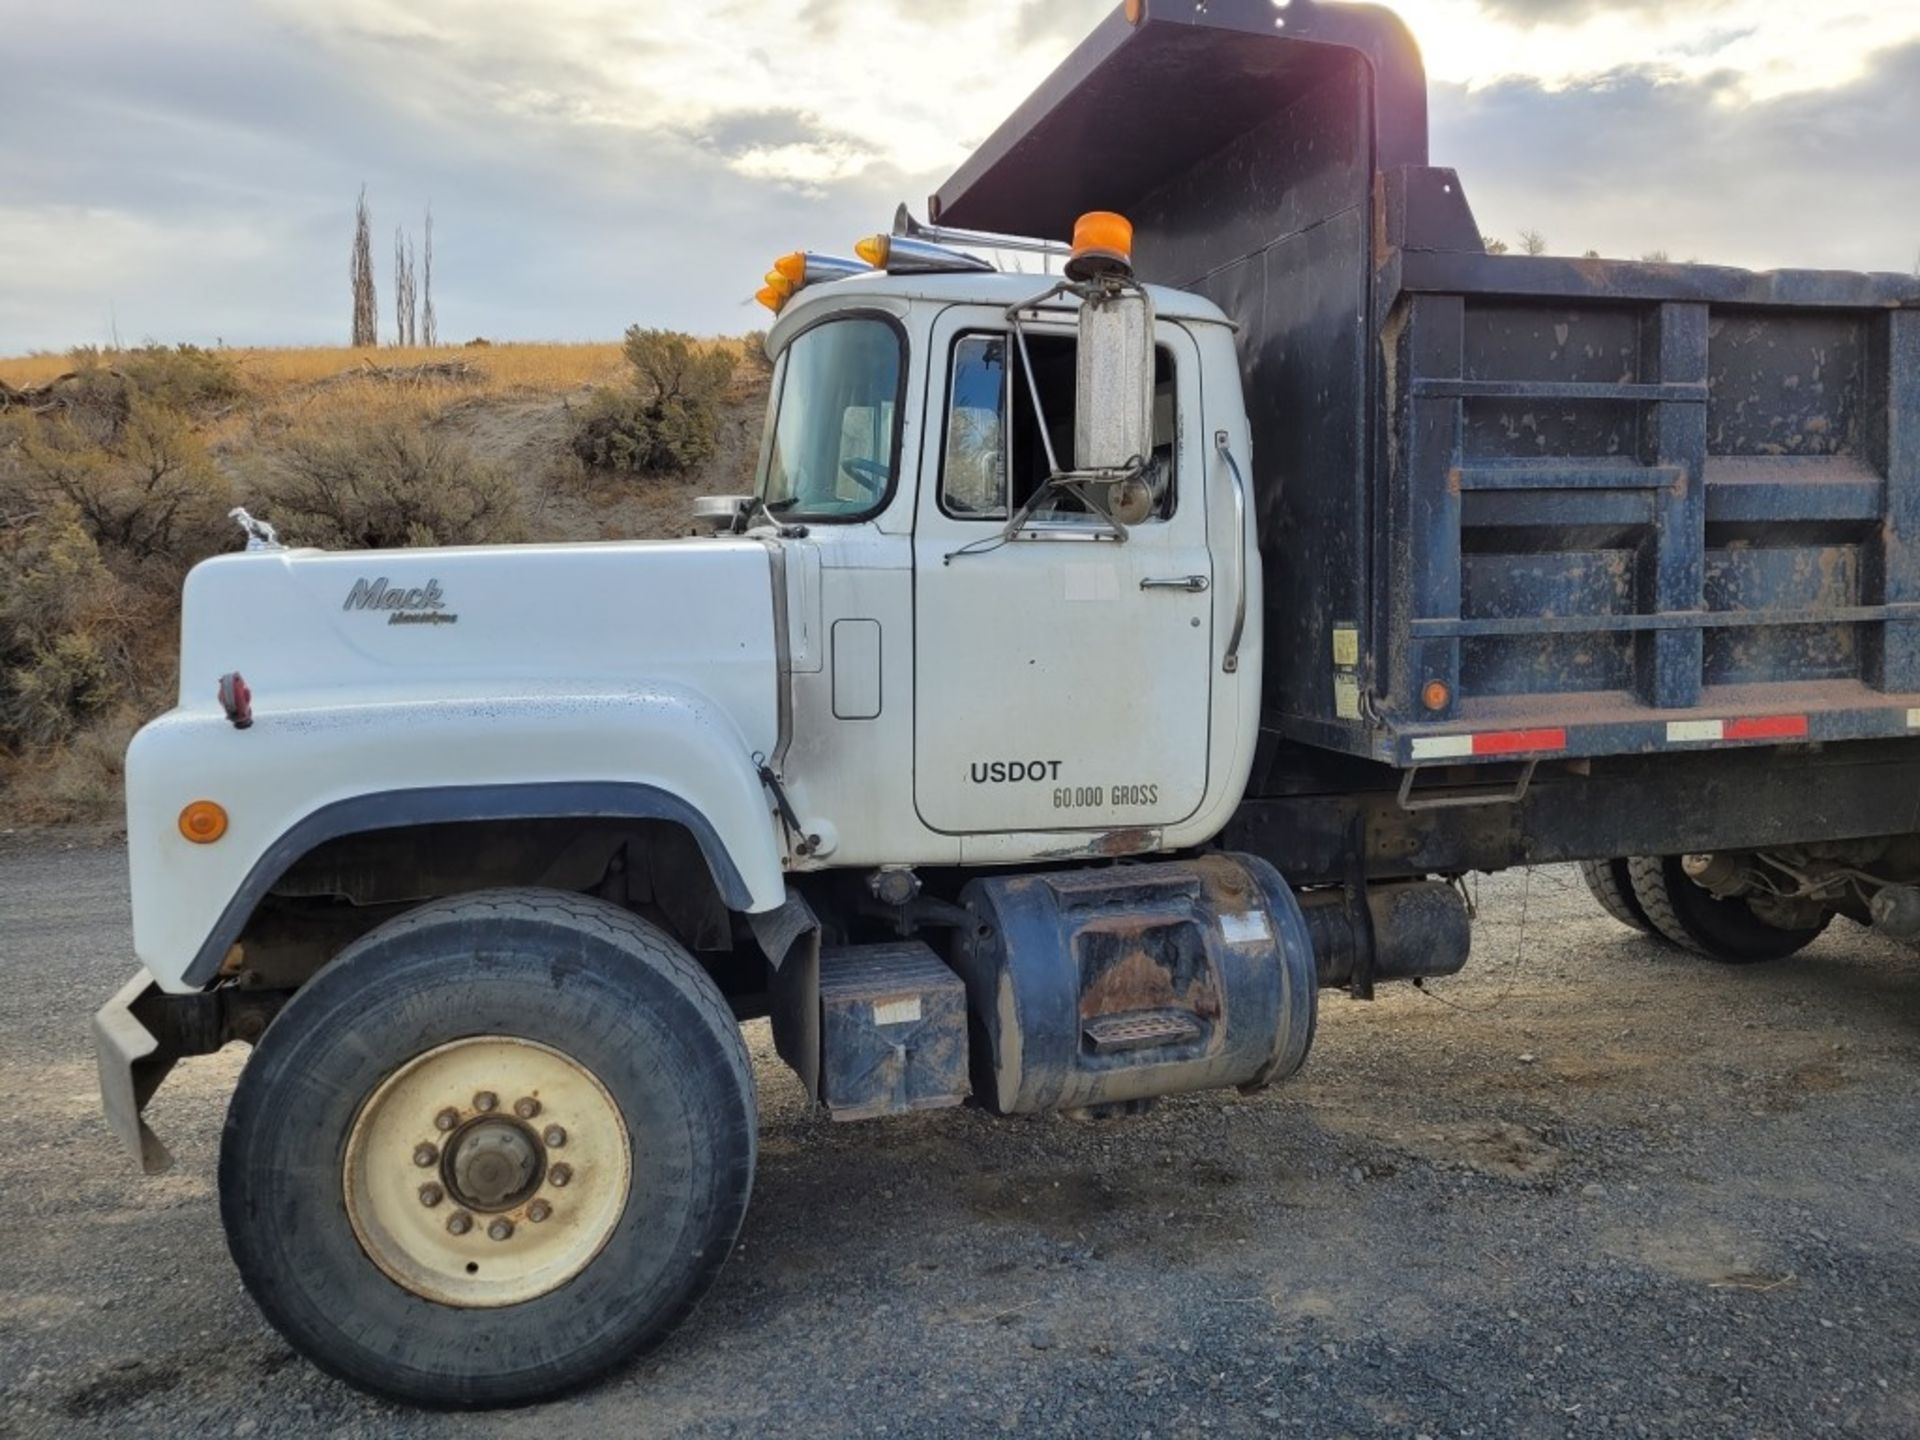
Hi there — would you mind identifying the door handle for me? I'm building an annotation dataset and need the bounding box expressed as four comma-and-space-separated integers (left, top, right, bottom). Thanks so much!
1141, 575, 1210, 593
1215, 431, 1249, 675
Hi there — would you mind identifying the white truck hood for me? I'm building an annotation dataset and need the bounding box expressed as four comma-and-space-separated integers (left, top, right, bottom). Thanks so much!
175, 538, 778, 721
123, 537, 787, 993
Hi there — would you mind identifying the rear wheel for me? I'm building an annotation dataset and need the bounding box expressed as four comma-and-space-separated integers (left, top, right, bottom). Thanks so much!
1579, 858, 1655, 935
220, 888, 755, 1408
1626, 855, 1829, 964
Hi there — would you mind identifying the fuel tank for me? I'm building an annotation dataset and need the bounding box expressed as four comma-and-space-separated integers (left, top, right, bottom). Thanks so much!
951, 853, 1316, 1114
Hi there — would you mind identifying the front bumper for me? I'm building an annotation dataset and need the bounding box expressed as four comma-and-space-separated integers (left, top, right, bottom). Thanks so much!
92, 974, 178, 1174
93, 972, 288, 1174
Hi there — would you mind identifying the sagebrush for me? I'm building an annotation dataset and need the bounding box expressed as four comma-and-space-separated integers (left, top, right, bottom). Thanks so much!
569, 328, 738, 475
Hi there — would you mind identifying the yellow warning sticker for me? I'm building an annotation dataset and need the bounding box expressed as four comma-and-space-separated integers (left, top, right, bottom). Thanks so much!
1332, 626, 1360, 668
1334, 674, 1362, 720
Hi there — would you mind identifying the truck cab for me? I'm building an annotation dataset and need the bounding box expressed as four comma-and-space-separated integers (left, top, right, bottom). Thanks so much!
745, 268, 1257, 870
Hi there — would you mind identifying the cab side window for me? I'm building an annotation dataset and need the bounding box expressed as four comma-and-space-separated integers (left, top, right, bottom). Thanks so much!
939, 332, 1177, 522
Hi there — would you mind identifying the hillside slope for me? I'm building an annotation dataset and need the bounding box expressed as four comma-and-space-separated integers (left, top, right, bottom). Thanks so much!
0, 340, 771, 822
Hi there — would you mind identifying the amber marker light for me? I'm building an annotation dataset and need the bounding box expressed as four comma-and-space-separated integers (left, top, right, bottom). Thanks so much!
1070, 211, 1135, 273
854, 234, 890, 268
1422, 680, 1452, 712
773, 252, 807, 285
179, 800, 229, 844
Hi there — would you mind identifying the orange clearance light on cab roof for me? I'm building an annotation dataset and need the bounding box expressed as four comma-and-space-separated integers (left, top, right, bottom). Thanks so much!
1066, 211, 1134, 282
754, 286, 787, 313
179, 800, 229, 845
854, 234, 890, 269
773, 252, 807, 285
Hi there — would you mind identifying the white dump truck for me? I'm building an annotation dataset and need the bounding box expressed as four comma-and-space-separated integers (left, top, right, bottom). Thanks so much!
96, 0, 1920, 1407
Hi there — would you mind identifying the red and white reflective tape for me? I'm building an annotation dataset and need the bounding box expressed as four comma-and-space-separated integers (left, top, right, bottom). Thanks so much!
1410, 728, 1568, 762
1665, 714, 1808, 744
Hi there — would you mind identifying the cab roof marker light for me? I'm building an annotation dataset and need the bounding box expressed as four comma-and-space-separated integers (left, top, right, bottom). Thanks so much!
759, 252, 873, 313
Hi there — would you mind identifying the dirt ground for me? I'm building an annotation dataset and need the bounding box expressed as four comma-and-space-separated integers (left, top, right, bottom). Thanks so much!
3, 838, 1918, 1438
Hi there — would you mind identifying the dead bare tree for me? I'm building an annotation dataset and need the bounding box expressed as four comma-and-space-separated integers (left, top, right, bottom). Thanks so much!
421, 208, 438, 349
393, 228, 419, 347
351, 186, 378, 347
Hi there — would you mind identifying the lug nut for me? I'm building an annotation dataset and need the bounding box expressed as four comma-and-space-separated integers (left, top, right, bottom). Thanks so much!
488, 1218, 514, 1242
549, 1163, 572, 1188
528, 1199, 552, 1223
446, 1211, 473, 1236
412, 1143, 439, 1168
514, 1096, 541, 1119
543, 1125, 567, 1148
433, 1107, 460, 1132
418, 1182, 444, 1208
473, 1091, 499, 1113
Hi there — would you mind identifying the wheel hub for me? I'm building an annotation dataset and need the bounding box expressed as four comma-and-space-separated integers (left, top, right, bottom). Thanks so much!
342, 1036, 632, 1308
444, 1119, 543, 1212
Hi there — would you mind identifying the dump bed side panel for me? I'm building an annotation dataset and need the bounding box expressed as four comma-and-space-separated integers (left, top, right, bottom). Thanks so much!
1385, 270, 1920, 766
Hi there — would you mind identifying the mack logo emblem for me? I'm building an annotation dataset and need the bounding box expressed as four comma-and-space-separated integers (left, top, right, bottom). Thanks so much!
970, 760, 1064, 784
343, 577, 459, 626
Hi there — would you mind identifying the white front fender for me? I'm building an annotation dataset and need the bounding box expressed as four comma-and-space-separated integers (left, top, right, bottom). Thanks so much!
126, 686, 787, 993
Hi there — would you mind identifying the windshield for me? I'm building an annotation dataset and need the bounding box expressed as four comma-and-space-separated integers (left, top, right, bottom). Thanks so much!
758, 317, 903, 520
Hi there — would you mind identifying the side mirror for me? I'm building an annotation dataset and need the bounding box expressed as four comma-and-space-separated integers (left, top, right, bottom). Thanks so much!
1075, 286, 1155, 474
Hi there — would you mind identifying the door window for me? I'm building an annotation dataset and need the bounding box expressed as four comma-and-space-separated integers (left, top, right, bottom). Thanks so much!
938, 332, 1178, 522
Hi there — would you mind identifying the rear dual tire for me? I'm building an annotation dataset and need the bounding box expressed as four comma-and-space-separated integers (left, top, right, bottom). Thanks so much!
219, 888, 755, 1408
1624, 855, 1828, 963
1583, 855, 1828, 963
1578, 858, 1654, 936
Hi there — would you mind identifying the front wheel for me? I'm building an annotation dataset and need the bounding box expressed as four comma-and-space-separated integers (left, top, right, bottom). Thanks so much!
219, 889, 755, 1408
1626, 855, 1829, 964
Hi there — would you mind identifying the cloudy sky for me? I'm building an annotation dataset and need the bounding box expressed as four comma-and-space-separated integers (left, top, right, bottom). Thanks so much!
3, 0, 1918, 352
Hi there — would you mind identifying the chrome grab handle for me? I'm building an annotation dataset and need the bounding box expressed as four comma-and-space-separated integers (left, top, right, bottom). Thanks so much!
1141, 575, 1210, 593
1216, 430, 1249, 675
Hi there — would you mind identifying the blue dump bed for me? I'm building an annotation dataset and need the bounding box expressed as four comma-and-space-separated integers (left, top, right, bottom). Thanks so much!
934, 0, 1920, 771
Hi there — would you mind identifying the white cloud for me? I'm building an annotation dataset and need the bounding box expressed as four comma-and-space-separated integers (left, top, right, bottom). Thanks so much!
1402, 0, 1920, 99
260, 0, 1071, 182
0, 0, 1915, 351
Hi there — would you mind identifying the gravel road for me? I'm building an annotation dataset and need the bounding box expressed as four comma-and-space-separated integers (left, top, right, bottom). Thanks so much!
3, 837, 1919, 1439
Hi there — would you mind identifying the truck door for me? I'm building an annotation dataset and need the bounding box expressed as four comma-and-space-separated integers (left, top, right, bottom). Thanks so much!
912, 306, 1212, 835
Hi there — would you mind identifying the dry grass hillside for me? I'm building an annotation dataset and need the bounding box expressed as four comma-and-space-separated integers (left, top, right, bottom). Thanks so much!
0, 335, 771, 824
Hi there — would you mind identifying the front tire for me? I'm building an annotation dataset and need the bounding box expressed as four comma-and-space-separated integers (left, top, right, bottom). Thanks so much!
1625, 855, 1829, 964
219, 888, 755, 1408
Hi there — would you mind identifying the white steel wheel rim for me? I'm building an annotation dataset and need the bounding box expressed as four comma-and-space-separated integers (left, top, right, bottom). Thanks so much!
343, 1036, 633, 1308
